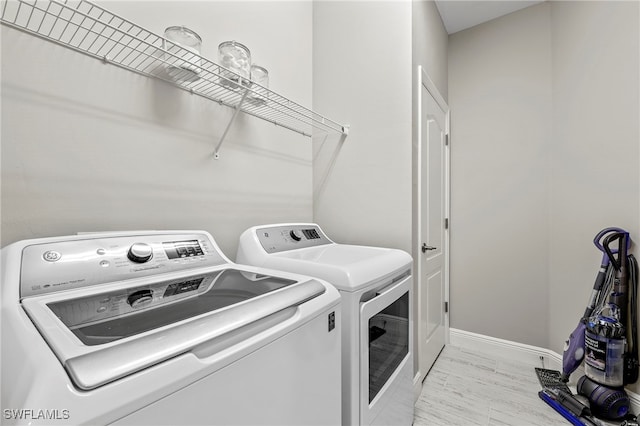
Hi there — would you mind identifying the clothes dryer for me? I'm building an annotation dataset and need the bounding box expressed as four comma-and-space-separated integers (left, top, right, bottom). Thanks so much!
237, 223, 413, 426
1, 230, 341, 425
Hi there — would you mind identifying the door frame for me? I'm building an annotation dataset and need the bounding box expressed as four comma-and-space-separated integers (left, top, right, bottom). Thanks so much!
412, 65, 450, 397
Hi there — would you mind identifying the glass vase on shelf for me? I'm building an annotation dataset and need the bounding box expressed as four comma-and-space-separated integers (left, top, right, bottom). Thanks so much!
164, 25, 202, 82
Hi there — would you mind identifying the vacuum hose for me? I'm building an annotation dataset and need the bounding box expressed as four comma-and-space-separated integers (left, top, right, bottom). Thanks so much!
625, 254, 639, 384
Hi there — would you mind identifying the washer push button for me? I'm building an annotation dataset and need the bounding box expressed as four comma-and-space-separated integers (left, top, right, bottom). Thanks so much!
43, 250, 62, 262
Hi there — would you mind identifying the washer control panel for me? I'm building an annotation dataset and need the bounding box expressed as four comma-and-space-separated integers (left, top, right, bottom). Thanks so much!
256, 224, 332, 254
46, 273, 216, 329
20, 232, 224, 298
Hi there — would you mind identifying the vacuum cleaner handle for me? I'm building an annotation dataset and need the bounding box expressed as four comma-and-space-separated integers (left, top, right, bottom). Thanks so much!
584, 227, 628, 319
603, 232, 628, 272
604, 232, 629, 324
595, 227, 629, 258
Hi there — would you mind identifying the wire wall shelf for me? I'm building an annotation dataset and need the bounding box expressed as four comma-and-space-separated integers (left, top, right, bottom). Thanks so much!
1, 0, 348, 158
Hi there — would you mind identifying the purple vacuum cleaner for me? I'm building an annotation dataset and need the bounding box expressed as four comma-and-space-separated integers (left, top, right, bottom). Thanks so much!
538, 227, 638, 423
561, 227, 630, 381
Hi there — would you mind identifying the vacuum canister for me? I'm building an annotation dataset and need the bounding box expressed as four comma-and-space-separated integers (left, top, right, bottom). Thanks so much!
585, 312, 626, 387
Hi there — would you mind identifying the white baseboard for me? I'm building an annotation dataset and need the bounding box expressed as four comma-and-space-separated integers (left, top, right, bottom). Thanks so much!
448, 328, 640, 416
450, 328, 562, 369
413, 372, 422, 403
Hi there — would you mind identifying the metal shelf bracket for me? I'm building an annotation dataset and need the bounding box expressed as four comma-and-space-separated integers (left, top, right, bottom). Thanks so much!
339, 125, 350, 145
214, 89, 249, 160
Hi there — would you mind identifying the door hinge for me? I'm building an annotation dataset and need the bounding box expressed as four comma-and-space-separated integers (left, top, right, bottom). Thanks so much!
444, 301, 449, 313
444, 218, 449, 229
445, 134, 449, 146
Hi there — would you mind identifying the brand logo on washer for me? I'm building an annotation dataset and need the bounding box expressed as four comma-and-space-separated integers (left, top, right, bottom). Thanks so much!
42, 251, 62, 262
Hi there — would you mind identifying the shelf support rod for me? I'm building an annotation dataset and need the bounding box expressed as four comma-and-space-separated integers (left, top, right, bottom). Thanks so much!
339, 125, 350, 145
214, 88, 249, 159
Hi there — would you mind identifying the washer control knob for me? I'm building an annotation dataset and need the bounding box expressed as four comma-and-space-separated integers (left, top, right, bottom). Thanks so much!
127, 243, 153, 263
289, 230, 302, 242
127, 289, 153, 308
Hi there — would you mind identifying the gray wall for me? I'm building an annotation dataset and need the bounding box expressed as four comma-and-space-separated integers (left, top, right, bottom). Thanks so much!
449, 0, 639, 362
1, 1, 314, 259
412, 0, 448, 102
549, 0, 640, 388
311, 0, 448, 254
449, 2, 552, 348
312, 1, 413, 253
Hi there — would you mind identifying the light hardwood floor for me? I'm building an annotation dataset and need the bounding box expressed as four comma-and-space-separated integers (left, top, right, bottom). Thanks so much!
413, 345, 573, 426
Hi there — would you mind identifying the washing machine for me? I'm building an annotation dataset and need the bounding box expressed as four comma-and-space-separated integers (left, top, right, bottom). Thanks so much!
237, 223, 414, 426
1, 230, 341, 425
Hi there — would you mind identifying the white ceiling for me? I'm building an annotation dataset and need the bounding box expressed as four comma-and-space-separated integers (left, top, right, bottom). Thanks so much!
434, 0, 545, 34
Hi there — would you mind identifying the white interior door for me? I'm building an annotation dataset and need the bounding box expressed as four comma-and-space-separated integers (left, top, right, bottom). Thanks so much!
417, 67, 449, 383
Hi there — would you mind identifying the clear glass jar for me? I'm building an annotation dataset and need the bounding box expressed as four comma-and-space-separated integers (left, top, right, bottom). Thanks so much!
248, 64, 269, 105
164, 26, 202, 82
218, 41, 251, 88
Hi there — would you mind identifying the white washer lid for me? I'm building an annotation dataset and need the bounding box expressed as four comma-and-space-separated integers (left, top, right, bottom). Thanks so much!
269, 244, 412, 292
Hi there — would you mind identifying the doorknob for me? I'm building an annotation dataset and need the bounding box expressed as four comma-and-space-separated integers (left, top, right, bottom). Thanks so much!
421, 243, 437, 253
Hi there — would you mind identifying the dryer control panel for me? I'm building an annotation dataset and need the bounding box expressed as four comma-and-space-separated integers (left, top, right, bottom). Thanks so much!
256, 224, 332, 254
20, 232, 226, 297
